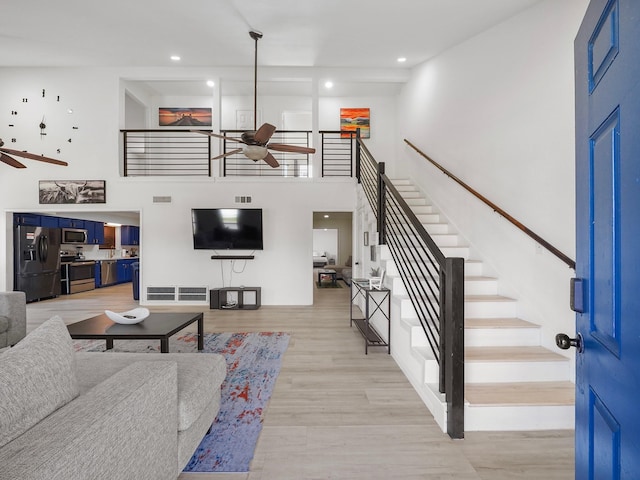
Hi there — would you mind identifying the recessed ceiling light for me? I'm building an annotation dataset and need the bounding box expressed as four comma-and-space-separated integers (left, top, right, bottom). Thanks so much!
397, 57, 407, 63
324, 214, 330, 218
170, 55, 181, 61
206, 80, 215, 87
325, 81, 334, 89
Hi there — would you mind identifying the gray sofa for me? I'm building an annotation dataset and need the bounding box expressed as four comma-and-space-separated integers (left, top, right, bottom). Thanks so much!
0, 291, 27, 349
329, 256, 353, 284
0, 316, 226, 480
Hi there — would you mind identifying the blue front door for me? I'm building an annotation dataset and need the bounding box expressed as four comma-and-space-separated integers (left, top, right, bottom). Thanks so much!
574, 0, 640, 477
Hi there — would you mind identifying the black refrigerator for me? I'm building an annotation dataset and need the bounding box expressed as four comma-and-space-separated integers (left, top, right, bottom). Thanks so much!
14, 226, 62, 302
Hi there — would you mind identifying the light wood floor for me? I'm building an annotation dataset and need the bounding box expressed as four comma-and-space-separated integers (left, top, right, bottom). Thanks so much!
25, 279, 574, 480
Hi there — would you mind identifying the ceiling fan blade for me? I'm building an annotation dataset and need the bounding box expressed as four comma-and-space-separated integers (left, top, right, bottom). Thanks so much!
254, 123, 277, 144
0, 152, 27, 168
267, 143, 316, 154
190, 130, 246, 144
263, 152, 280, 168
211, 148, 243, 160
0, 148, 67, 166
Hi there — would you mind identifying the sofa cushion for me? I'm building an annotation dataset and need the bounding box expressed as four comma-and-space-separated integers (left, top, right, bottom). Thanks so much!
0, 316, 8, 334
0, 316, 79, 448
75, 352, 227, 432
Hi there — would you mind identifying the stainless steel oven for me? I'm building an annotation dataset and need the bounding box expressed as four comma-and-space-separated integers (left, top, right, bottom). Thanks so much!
61, 260, 96, 294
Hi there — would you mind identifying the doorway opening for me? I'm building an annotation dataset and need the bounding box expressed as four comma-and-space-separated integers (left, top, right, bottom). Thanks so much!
312, 211, 353, 296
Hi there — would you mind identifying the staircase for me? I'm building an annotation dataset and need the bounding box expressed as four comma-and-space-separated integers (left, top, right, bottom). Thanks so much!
367, 179, 574, 432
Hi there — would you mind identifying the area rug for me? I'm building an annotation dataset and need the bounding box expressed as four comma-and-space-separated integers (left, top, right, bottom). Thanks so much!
73, 331, 290, 473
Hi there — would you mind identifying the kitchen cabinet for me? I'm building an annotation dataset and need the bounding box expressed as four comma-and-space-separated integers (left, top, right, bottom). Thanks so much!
13, 213, 41, 226
85, 220, 105, 245
121, 225, 139, 246
39, 215, 59, 227
116, 258, 137, 283
58, 217, 85, 229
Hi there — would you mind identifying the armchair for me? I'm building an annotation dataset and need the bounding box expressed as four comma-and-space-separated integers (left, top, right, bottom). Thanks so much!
0, 291, 27, 348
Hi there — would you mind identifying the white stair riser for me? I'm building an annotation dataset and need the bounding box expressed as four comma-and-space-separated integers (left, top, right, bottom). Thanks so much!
424, 223, 450, 235
399, 191, 423, 198
391, 276, 497, 297
465, 278, 498, 296
404, 197, 428, 205
464, 262, 484, 276
465, 328, 541, 347
439, 246, 470, 258
411, 205, 437, 215
465, 404, 575, 431
465, 299, 516, 318
466, 360, 569, 383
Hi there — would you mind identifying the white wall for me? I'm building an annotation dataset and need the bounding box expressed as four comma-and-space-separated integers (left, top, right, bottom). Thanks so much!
319, 95, 397, 166
396, 0, 589, 356
0, 67, 360, 305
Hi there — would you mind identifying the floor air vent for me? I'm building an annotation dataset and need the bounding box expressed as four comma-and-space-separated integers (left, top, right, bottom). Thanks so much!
178, 287, 208, 302
146, 286, 176, 301
146, 286, 208, 302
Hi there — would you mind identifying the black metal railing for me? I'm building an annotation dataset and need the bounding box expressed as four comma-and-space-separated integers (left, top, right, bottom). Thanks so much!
121, 130, 211, 176
356, 136, 465, 439
121, 129, 357, 178
320, 131, 355, 177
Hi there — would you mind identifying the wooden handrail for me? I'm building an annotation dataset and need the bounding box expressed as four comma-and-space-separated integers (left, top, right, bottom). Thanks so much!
404, 139, 575, 270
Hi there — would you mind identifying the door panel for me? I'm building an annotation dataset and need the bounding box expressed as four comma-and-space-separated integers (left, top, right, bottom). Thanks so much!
575, 0, 640, 478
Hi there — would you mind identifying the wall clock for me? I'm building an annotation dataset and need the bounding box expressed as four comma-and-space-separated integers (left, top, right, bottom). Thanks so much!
7, 88, 79, 158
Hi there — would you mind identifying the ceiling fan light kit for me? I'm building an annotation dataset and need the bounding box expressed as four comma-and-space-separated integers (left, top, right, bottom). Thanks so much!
193, 30, 315, 169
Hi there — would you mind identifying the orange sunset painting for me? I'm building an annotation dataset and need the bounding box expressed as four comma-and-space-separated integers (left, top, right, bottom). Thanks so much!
340, 107, 370, 138
159, 107, 212, 126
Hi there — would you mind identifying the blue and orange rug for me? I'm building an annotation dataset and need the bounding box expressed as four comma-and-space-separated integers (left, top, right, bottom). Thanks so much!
74, 331, 290, 472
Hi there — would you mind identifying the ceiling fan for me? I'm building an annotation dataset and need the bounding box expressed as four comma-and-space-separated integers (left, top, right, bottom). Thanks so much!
193, 31, 315, 168
0, 138, 68, 169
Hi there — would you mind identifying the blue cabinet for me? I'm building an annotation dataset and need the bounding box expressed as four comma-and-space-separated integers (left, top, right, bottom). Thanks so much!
121, 226, 139, 246
39, 215, 59, 227
13, 213, 41, 226
116, 258, 136, 283
59, 217, 85, 229
85, 220, 105, 245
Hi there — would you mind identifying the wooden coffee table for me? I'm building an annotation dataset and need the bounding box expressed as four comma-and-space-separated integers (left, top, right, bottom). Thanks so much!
67, 312, 204, 353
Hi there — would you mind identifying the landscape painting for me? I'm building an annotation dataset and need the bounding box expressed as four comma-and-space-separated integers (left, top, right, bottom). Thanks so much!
340, 108, 370, 138
159, 107, 212, 127
39, 180, 106, 204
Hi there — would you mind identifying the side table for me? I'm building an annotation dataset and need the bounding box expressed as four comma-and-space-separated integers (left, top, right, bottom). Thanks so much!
350, 279, 390, 354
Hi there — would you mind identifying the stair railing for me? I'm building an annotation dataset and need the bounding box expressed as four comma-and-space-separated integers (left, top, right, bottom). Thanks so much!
356, 135, 465, 439
404, 139, 575, 269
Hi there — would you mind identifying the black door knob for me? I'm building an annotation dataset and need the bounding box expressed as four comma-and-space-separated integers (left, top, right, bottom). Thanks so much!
555, 332, 584, 353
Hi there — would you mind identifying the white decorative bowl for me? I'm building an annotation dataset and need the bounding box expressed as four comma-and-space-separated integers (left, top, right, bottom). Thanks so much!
104, 307, 150, 324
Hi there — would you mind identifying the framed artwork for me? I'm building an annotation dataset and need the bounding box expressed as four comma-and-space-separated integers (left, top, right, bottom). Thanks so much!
158, 107, 212, 127
340, 107, 370, 138
39, 180, 106, 204
364, 231, 369, 246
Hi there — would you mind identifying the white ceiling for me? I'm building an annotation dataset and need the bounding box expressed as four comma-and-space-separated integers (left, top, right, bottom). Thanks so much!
1, 0, 542, 69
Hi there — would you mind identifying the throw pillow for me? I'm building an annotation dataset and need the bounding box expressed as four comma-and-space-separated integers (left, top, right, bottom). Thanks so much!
0, 315, 79, 448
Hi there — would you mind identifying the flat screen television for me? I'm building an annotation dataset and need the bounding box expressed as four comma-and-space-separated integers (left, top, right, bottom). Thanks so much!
192, 208, 263, 250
